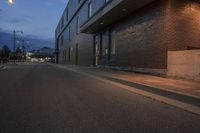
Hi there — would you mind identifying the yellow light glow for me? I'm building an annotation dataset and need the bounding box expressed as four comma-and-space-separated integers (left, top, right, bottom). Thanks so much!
8, 0, 14, 4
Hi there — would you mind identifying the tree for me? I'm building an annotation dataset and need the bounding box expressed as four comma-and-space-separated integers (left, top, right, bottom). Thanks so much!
16, 47, 24, 60
0, 48, 2, 57
0, 45, 11, 58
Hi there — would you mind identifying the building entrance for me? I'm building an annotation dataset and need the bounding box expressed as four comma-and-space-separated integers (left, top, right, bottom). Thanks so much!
94, 36, 100, 66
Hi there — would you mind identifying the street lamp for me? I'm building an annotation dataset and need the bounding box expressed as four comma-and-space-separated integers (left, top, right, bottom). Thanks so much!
0, 0, 14, 11
8, 0, 14, 4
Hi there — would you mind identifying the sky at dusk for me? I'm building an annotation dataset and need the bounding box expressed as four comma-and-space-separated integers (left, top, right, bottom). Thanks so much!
0, 0, 68, 50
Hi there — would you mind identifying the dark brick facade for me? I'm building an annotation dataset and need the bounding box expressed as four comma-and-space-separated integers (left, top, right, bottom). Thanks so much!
56, 0, 200, 71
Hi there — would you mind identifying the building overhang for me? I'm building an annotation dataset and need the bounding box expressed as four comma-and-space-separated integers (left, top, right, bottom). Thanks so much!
80, 0, 155, 34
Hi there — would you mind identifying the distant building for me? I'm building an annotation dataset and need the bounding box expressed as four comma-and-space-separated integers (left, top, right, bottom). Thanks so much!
55, 0, 200, 76
30, 47, 54, 56
28, 47, 55, 62
38, 47, 55, 56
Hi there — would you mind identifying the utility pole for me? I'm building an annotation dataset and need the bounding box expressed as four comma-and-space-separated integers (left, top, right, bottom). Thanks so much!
12, 30, 23, 64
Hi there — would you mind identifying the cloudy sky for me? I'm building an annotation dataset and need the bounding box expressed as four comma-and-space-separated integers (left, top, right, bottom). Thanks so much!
0, 0, 68, 50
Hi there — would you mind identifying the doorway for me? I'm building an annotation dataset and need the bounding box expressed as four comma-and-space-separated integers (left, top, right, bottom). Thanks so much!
94, 35, 100, 66
76, 43, 79, 65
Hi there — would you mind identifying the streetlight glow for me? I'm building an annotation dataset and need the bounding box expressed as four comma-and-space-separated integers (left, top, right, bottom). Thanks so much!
8, 0, 14, 4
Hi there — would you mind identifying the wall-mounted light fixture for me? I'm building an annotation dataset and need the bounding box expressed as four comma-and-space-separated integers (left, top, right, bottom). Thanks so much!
122, 8, 127, 12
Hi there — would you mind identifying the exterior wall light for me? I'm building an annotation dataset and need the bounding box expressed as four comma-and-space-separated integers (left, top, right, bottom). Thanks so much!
122, 8, 127, 12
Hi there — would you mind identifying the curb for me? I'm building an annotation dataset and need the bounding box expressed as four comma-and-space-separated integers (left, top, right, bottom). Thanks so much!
0, 64, 9, 70
83, 71, 200, 115
0, 65, 5, 69
86, 71, 200, 107
53, 64, 200, 114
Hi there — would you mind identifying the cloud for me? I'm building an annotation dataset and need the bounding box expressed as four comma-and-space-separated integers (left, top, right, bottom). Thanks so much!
0, 14, 32, 23
6, 18, 27, 23
45, 0, 68, 6
52, 0, 67, 4
0, 28, 54, 50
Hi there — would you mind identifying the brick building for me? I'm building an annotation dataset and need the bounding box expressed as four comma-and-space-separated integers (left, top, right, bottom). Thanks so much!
55, 0, 200, 76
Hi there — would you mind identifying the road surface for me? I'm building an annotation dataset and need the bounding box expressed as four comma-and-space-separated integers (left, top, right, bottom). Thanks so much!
0, 63, 199, 133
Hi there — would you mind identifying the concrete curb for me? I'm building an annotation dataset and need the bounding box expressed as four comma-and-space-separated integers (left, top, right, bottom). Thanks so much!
53, 64, 200, 115
80, 70, 200, 115
89, 71, 200, 106
54, 64, 200, 101
0, 65, 5, 69
97, 72, 200, 99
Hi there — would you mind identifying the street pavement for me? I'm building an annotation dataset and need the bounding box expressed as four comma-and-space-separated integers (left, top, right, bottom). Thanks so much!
0, 64, 5, 69
0, 63, 200, 133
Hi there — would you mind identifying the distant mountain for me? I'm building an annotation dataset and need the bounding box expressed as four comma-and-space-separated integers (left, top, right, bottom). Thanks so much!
30, 47, 55, 58
0, 29, 55, 51
38, 47, 55, 56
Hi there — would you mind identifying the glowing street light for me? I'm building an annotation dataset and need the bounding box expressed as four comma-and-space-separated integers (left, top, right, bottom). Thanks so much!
8, 0, 14, 4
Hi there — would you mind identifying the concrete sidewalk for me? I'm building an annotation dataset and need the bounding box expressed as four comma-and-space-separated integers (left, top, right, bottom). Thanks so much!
55, 64, 200, 99
80, 67, 200, 114
87, 68, 200, 99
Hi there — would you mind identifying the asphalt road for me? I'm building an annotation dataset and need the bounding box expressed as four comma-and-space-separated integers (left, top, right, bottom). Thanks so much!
0, 64, 200, 133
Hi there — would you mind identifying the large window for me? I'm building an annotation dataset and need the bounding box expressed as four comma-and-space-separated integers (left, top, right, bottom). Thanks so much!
59, 23, 62, 31
68, 48, 71, 62
62, 51, 65, 61
64, 50, 66, 61
66, 8, 68, 22
61, 35, 64, 46
69, 26, 71, 41
61, 16, 64, 28
76, 16, 80, 34
88, 2, 92, 18
110, 30, 116, 55
56, 28, 59, 35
